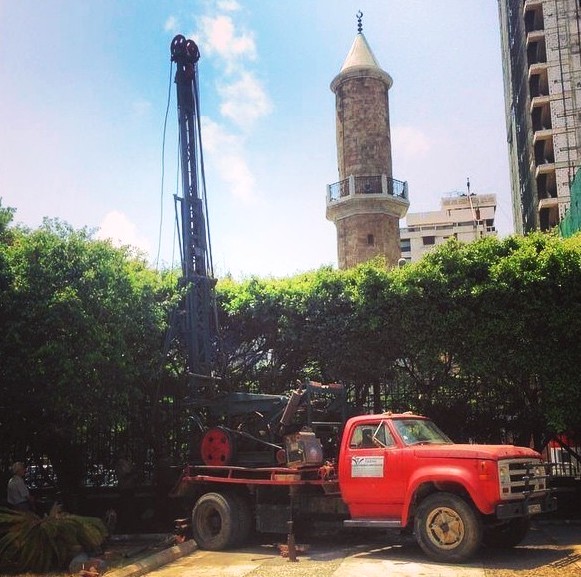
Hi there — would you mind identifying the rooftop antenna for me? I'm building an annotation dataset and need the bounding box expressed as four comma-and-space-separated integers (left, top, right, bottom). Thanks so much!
357, 10, 363, 33
466, 177, 479, 222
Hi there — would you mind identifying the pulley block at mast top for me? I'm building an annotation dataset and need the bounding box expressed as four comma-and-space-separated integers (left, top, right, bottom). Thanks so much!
171, 34, 200, 68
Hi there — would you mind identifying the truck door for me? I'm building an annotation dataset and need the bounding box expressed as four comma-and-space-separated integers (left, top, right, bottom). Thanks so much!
340, 420, 406, 518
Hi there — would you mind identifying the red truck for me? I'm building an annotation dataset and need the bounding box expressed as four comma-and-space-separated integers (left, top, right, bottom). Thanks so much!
172, 411, 556, 563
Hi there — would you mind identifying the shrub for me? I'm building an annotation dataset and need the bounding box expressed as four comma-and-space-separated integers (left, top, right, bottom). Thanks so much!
0, 505, 108, 572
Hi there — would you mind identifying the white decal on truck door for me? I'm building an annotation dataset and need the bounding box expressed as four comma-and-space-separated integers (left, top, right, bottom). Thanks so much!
351, 456, 384, 478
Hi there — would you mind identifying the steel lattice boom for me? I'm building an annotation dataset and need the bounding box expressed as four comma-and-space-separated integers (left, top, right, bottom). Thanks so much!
170, 34, 217, 385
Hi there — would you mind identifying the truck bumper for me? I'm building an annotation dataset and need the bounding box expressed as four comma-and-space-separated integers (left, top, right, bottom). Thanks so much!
496, 494, 558, 520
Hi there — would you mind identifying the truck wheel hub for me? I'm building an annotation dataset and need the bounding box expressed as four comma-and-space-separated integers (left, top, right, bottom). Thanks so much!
426, 507, 464, 549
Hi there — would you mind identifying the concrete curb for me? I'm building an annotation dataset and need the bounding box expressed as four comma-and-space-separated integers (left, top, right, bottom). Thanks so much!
104, 539, 197, 577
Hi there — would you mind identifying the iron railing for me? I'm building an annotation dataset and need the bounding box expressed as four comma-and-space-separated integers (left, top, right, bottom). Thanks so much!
328, 174, 408, 202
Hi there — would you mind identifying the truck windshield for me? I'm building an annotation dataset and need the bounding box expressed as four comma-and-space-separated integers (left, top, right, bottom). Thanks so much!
392, 419, 453, 446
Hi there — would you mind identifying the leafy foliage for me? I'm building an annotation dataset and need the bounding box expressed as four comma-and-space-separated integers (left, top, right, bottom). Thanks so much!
0, 506, 107, 572
217, 233, 581, 445
1, 200, 579, 479
0, 219, 176, 489
0, 198, 16, 239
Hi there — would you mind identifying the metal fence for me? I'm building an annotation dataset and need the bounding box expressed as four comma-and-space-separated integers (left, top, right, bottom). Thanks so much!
328, 174, 408, 202
0, 398, 195, 494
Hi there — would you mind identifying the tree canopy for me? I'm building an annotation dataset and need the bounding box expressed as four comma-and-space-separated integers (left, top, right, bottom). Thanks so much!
1, 198, 579, 491
216, 233, 581, 446
0, 212, 175, 489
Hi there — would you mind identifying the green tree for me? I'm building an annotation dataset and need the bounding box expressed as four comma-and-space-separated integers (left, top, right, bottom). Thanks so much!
0, 198, 16, 238
216, 233, 581, 446
386, 233, 581, 446
0, 219, 174, 491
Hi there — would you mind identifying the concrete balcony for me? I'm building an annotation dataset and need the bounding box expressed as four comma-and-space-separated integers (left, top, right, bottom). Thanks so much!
526, 29, 545, 46
533, 128, 554, 144
326, 174, 410, 220
524, 0, 543, 10
523, 0, 544, 29
528, 61, 547, 77
530, 94, 550, 112
538, 197, 559, 211
535, 162, 556, 178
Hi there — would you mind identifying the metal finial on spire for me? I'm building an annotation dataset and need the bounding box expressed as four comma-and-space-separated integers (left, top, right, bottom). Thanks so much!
356, 10, 363, 33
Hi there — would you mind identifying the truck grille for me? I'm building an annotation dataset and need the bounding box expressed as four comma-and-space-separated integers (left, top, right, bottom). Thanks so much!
498, 458, 548, 500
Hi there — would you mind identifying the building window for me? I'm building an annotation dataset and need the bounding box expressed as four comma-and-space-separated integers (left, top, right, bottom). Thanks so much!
400, 238, 411, 252
367, 234, 375, 246
422, 236, 436, 246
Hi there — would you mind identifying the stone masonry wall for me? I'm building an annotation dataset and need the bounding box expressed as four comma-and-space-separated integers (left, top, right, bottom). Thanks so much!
336, 213, 401, 269
335, 76, 392, 179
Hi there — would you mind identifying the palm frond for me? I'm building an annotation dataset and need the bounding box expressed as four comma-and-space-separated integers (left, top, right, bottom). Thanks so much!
0, 506, 108, 572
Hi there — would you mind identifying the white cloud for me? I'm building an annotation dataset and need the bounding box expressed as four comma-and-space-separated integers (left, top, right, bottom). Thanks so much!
201, 117, 255, 202
392, 126, 431, 157
218, 72, 272, 129
191, 4, 272, 133
175, 4, 268, 203
131, 99, 152, 117
96, 211, 151, 253
164, 15, 178, 33
216, 0, 240, 12
202, 116, 239, 151
216, 153, 255, 202
197, 14, 256, 69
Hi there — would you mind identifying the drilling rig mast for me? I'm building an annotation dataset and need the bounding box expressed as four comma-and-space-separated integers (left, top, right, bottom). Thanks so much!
163, 35, 346, 469
169, 34, 217, 389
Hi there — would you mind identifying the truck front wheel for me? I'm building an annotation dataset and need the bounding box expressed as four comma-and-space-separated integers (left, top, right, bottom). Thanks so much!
414, 492, 482, 563
192, 492, 249, 550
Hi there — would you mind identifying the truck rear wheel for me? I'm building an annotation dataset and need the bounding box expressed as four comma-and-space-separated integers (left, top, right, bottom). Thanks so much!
483, 518, 530, 548
414, 492, 482, 563
192, 492, 250, 550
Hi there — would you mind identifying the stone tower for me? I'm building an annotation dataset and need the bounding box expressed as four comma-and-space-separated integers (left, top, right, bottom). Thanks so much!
326, 13, 409, 269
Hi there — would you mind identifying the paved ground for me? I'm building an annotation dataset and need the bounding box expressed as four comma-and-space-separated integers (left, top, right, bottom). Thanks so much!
139, 522, 581, 577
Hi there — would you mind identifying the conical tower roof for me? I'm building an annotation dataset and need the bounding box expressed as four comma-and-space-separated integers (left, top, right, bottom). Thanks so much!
331, 30, 392, 91
340, 32, 382, 72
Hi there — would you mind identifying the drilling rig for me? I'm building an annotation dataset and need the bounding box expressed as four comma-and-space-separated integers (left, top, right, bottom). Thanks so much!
165, 35, 347, 469
168, 34, 216, 391
162, 38, 556, 561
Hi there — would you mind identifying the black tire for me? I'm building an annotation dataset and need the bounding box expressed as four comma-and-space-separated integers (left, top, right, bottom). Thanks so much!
483, 518, 530, 548
192, 492, 247, 550
414, 492, 482, 563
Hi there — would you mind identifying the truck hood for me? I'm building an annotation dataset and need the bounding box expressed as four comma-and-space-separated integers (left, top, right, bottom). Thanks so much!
414, 444, 541, 461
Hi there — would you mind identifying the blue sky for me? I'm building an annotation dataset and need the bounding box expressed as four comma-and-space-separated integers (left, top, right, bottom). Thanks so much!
0, 1, 510, 278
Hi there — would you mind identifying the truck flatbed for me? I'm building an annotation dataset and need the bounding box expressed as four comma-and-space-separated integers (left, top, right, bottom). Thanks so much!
176, 463, 336, 486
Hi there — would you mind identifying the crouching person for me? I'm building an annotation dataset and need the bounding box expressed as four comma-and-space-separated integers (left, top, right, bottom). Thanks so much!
7, 462, 34, 512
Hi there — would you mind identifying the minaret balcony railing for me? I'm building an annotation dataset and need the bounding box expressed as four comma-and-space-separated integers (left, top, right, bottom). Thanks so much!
327, 174, 408, 203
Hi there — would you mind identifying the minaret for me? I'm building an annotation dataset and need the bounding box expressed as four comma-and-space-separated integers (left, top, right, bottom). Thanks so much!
326, 12, 409, 269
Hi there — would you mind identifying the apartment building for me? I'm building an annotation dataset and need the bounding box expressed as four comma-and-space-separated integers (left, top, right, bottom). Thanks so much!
498, 0, 581, 233
400, 193, 497, 263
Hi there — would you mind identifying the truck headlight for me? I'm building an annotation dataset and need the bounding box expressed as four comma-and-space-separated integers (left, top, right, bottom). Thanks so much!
532, 464, 545, 477
498, 464, 510, 482
531, 464, 546, 489
498, 462, 511, 496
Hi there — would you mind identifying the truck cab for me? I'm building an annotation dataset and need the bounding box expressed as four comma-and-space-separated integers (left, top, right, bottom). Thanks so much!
338, 412, 557, 561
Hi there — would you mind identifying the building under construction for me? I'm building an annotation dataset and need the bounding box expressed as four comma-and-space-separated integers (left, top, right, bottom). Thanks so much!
498, 0, 581, 233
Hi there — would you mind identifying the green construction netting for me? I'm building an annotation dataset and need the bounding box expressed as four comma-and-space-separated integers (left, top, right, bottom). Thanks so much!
559, 167, 581, 238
